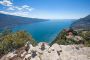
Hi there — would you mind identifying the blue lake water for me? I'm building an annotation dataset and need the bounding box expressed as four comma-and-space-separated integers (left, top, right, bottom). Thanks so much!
12, 20, 73, 43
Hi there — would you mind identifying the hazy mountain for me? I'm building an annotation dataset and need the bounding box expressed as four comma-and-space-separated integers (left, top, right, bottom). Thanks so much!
71, 15, 90, 30
0, 13, 48, 29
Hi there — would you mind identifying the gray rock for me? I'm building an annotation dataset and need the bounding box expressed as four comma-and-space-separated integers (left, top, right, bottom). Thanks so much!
1, 42, 90, 60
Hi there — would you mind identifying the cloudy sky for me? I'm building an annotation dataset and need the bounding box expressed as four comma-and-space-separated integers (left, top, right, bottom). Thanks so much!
0, 0, 90, 19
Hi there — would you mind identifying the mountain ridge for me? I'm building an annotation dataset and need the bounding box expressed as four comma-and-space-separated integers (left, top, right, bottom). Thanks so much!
0, 13, 48, 29
71, 15, 90, 30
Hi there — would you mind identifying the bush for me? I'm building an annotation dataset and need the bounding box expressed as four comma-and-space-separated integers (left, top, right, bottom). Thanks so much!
80, 31, 90, 46
0, 30, 37, 57
51, 29, 90, 47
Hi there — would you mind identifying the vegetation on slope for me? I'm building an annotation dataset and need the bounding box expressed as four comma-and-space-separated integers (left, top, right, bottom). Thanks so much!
51, 28, 90, 47
0, 28, 37, 58
78, 30, 90, 47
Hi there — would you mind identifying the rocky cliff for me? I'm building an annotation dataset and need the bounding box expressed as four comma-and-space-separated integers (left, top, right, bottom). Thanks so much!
1, 42, 90, 60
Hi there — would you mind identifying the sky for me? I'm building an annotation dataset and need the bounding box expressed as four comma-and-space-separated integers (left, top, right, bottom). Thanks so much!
0, 0, 90, 19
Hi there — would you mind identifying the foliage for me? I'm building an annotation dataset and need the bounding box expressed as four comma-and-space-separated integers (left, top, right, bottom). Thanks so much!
50, 30, 67, 45
50, 29, 77, 45
50, 29, 90, 46
78, 31, 90, 46
0, 29, 37, 57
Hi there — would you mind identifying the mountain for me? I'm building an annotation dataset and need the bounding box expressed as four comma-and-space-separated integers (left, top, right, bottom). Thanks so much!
0, 13, 48, 29
71, 15, 90, 30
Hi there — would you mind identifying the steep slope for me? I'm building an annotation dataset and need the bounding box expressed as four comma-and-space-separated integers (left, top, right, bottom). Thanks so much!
71, 15, 90, 30
0, 13, 48, 29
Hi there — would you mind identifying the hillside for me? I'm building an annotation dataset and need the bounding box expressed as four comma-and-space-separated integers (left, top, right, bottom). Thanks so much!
71, 15, 90, 30
0, 13, 48, 29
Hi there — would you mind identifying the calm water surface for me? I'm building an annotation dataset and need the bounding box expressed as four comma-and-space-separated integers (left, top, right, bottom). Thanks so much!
12, 20, 73, 43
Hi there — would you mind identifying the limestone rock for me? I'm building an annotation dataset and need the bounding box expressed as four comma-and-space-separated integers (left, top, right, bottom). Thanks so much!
0, 42, 90, 60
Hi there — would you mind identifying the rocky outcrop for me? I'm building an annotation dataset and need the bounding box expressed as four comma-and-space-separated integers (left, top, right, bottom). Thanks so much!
0, 42, 90, 60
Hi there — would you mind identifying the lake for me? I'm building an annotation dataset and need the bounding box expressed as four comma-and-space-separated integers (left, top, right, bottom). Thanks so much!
12, 20, 73, 43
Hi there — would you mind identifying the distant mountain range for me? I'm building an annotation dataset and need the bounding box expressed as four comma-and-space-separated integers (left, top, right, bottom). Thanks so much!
71, 15, 90, 30
0, 13, 48, 29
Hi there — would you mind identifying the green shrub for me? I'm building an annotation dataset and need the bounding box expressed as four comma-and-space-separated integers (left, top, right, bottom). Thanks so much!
51, 29, 90, 47
0, 30, 37, 56
81, 31, 90, 47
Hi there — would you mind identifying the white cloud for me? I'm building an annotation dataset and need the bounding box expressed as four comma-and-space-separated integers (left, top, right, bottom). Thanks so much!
0, 10, 32, 18
0, 5, 34, 17
0, 0, 34, 12
0, 0, 12, 6
0, 11, 11, 14
12, 11, 30, 17
6, 5, 34, 13
7, 6, 15, 10
21, 5, 34, 11
22, 5, 30, 8
0, 0, 34, 18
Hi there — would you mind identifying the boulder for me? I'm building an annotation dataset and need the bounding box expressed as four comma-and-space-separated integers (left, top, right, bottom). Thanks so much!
1, 43, 90, 60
